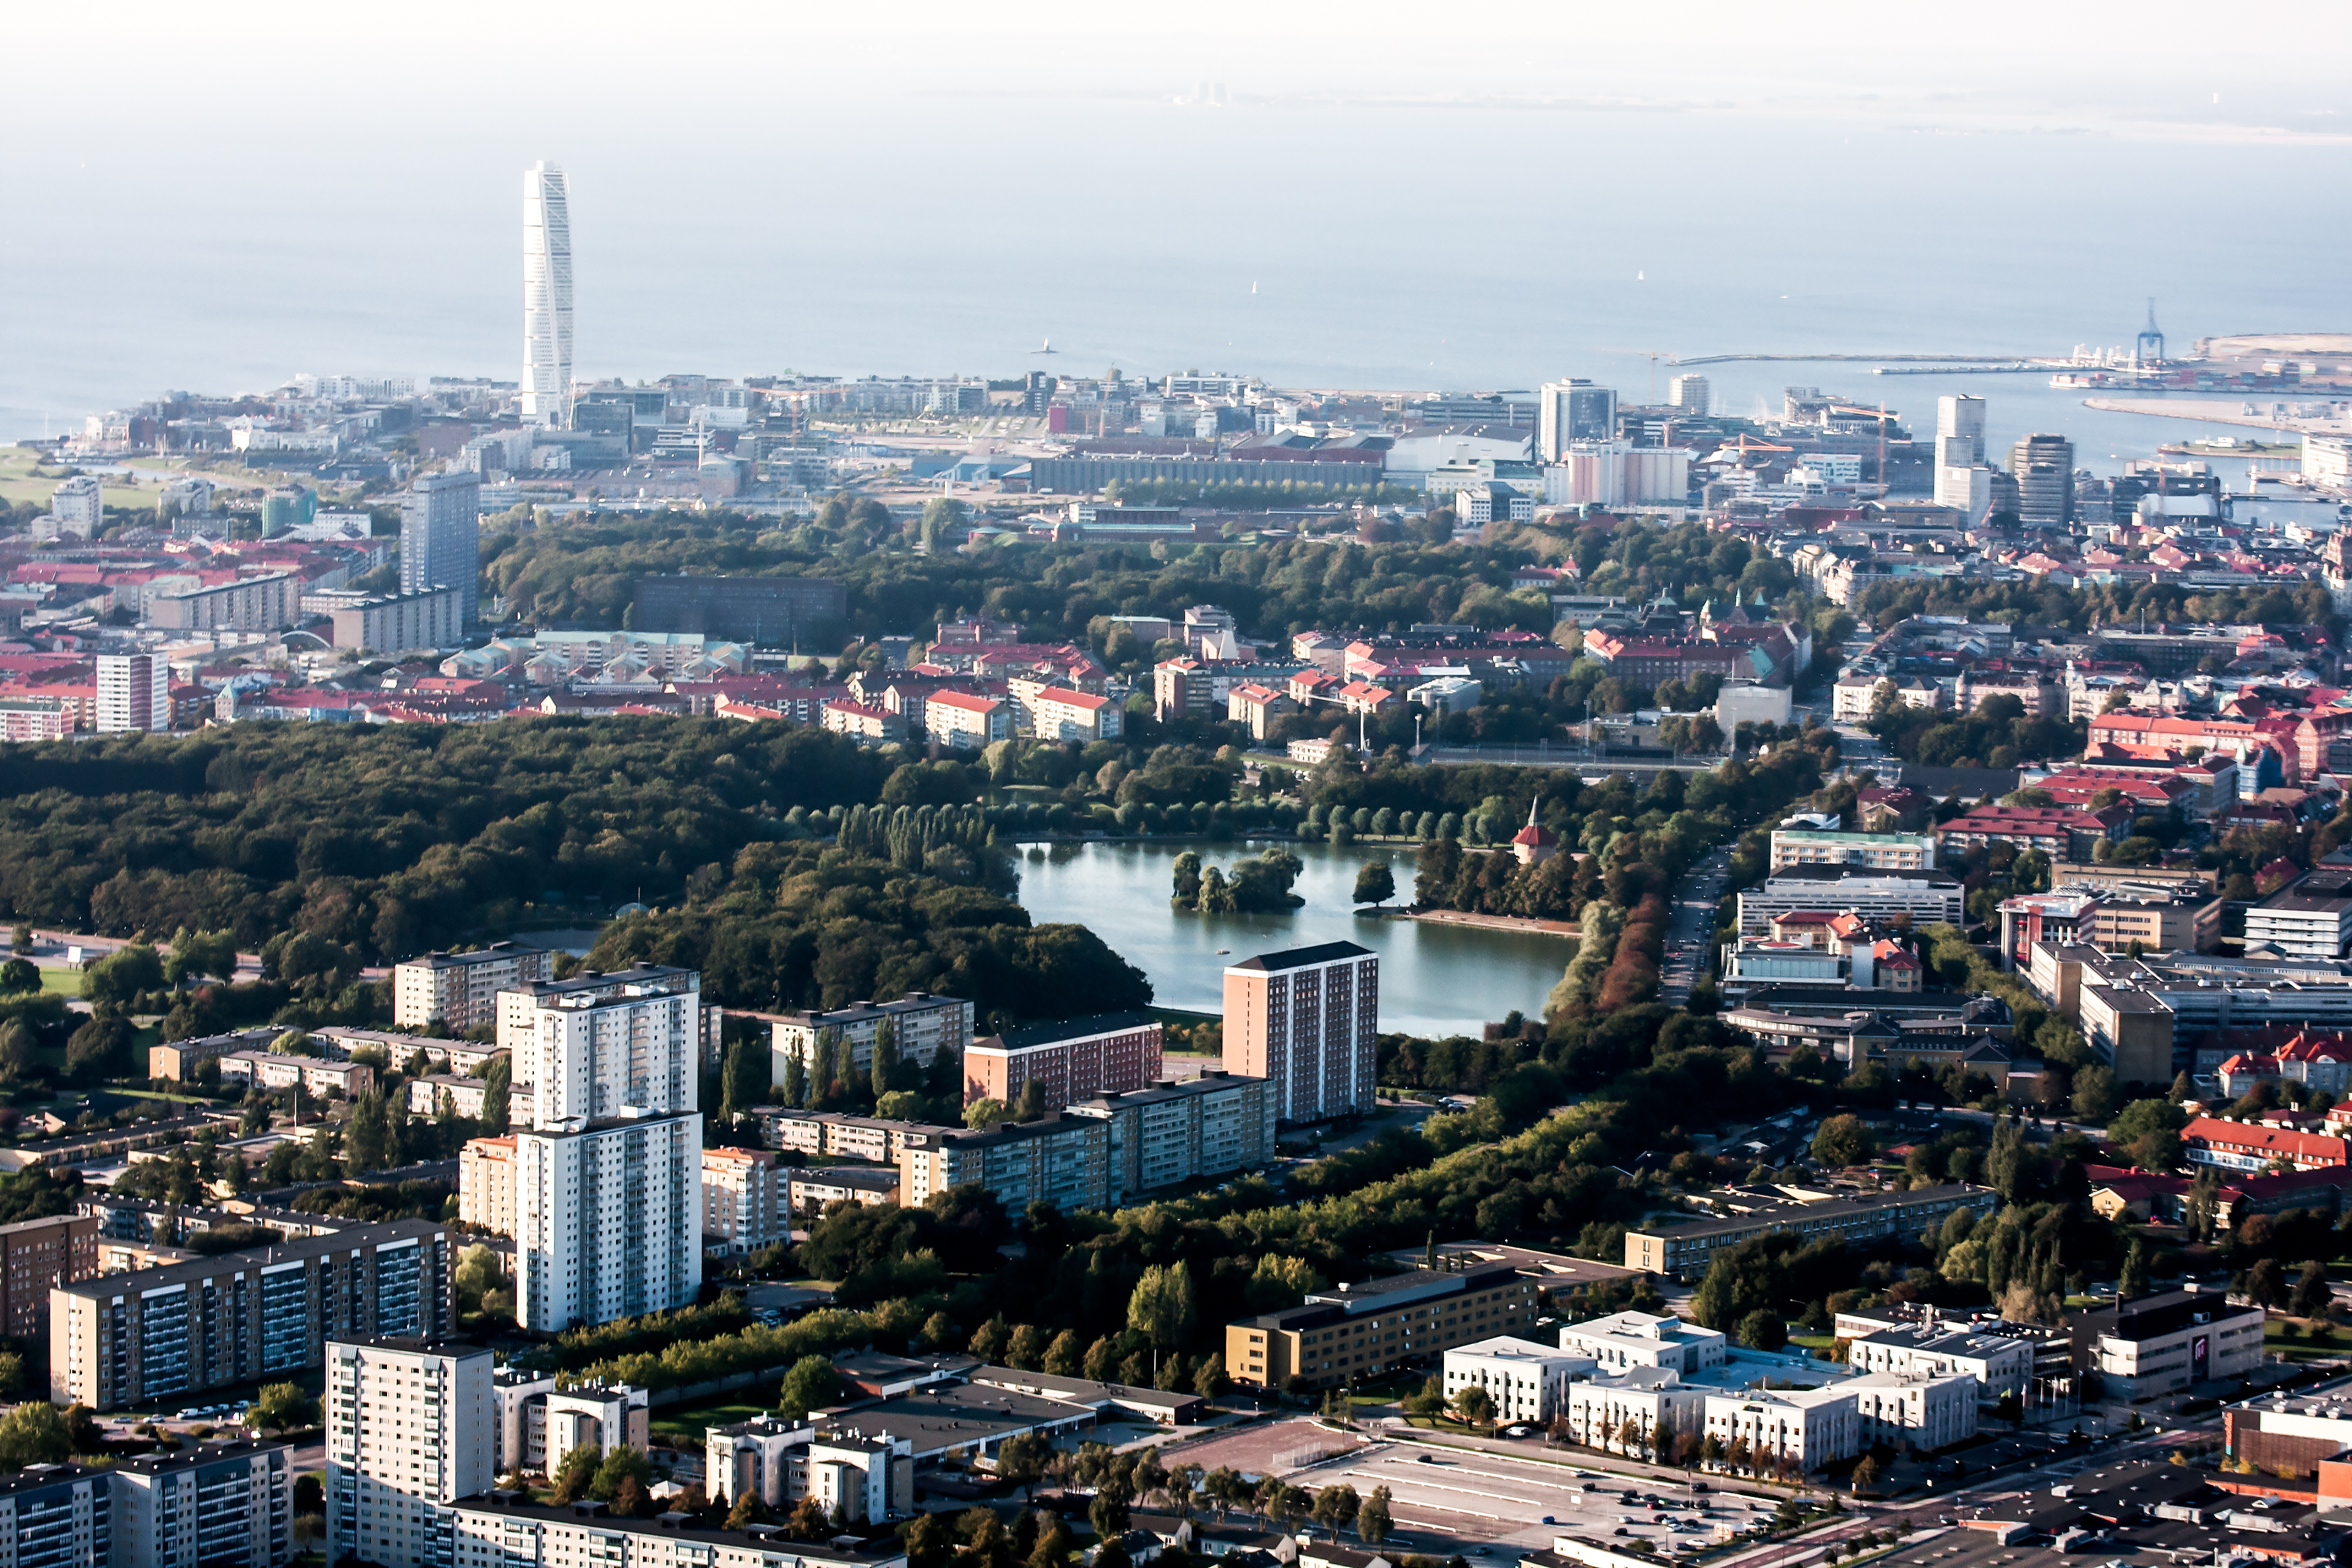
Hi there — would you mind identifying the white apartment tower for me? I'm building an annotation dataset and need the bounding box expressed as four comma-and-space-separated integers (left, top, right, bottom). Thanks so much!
96, 653, 168, 733
400, 471, 482, 627
1667, 374, 1710, 415
326, 1337, 494, 1568
522, 161, 574, 425
51, 475, 104, 535
512, 976, 704, 1330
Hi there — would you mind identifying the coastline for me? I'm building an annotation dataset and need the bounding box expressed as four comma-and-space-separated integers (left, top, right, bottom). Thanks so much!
1389, 907, 1583, 940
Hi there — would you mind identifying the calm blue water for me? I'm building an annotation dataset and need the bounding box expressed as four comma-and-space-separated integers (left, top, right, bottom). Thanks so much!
1012, 839, 1571, 1038
4, 100, 2343, 469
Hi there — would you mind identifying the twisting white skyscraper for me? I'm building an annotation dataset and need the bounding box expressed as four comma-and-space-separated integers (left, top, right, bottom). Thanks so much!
521, 161, 573, 424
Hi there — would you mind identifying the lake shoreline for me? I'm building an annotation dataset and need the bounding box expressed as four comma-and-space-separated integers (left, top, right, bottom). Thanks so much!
1389, 908, 1583, 940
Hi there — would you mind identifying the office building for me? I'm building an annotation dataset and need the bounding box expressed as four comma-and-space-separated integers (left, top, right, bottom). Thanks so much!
50, 1219, 454, 1409
1843, 1321, 2032, 1400
1845, 1370, 1975, 1451
459, 1136, 517, 1236
1666, 375, 1710, 415
96, 653, 169, 733
702, 1146, 780, 1253
1226, 1264, 1541, 1391
448, 1493, 911, 1568
1622, 1184, 1994, 1281
1067, 1070, 1278, 1204
1558, 1310, 1729, 1374
896, 1114, 1110, 1214
962, 1012, 1162, 1109
1935, 396, 1986, 465
400, 471, 483, 626
1561, 1367, 1702, 1455
327, 1337, 494, 1568
511, 969, 704, 1330
394, 942, 558, 1030
1768, 828, 1935, 872
1222, 941, 1379, 1124
1737, 866, 1966, 936
522, 161, 573, 424
328, 587, 467, 655
1538, 380, 1618, 462
1935, 461, 1996, 521
629, 575, 847, 647
764, 992, 973, 1085
1443, 1336, 1588, 1424
0, 1465, 111, 1568
0, 1214, 96, 1340
2248, 868, 2352, 961
51, 474, 105, 535
1702, 1385, 1859, 1469
2075, 1288, 2264, 1399
2010, 433, 2075, 525
112, 1439, 291, 1568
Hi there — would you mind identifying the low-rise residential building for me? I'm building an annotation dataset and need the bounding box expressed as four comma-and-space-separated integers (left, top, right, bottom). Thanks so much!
749, 1109, 942, 1163
218, 1051, 376, 1100
822, 702, 906, 743
448, 1492, 911, 1568
764, 992, 974, 1084
146, 1027, 282, 1081
962, 1011, 1162, 1109
1623, 1184, 1996, 1280
1225, 1264, 1541, 1392
923, 690, 1009, 750
392, 941, 557, 1030
407, 1074, 495, 1117
702, 1146, 780, 1253
1937, 804, 2130, 861
2183, 1116, 2346, 1172
788, 1165, 903, 1215
1443, 1335, 1590, 1424
1028, 686, 1120, 741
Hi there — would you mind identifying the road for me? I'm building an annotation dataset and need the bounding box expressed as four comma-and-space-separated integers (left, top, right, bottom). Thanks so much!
1662, 847, 1733, 1006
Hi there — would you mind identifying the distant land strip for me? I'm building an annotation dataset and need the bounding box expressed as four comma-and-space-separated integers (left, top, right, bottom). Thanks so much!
1670, 352, 2045, 366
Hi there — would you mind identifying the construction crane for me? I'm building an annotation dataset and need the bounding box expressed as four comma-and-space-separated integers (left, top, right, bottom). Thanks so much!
2135, 299, 2166, 367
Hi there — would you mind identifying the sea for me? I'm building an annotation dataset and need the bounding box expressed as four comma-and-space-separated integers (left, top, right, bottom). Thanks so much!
4, 98, 2347, 472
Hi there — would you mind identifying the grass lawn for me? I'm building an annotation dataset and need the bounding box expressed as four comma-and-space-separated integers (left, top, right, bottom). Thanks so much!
2264, 1317, 2345, 1361
650, 1401, 773, 1442
0, 449, 164, 513
1786, 1333, 1836, 1351
40, 969, 83, 997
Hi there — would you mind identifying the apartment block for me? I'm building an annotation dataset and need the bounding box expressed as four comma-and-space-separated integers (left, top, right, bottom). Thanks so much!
326, 1337, 495, 1568
1222, 941, 1379, 1124
1067, 1071, 1277, 1204
897, 1115, 1110, 1213
459, 1137, 517, 1236
393, 942, 557, 1030
702, 1146, 781, 1253
0, 1214, 97, 1340
764, 992, 974, 1084
447, 1494, 911, 1568
0, 1465, 112, 1568
494, 964, 710, 1063
923, 691, 1009, 750
96, 653, 169, 733
112, 1439, 291, 1568
1623, 1184, 1994, 1281
1226, 1264, 1541, 1391
218, 1052, 377, 1100
748, 1109, 942, 1164
1027, 686, 1119, 742
704, 1417, 914, 1520
963, 1011, 1162, 1109
789, 1166, 903, 1215
148, 572, 299, 633
514, 1112, 702, 1332
328, 586, 466, 655
50, 1220, 454, 1409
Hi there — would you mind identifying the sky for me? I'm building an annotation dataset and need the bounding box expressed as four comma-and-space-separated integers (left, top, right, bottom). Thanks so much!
3, 2, 2347, 427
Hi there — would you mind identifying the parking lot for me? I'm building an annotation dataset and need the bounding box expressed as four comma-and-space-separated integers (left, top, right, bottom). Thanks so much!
1302, 1441, 1786, 1558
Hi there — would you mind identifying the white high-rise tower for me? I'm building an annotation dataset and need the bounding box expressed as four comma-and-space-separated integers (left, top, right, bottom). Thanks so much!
522, 161, 573, 425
